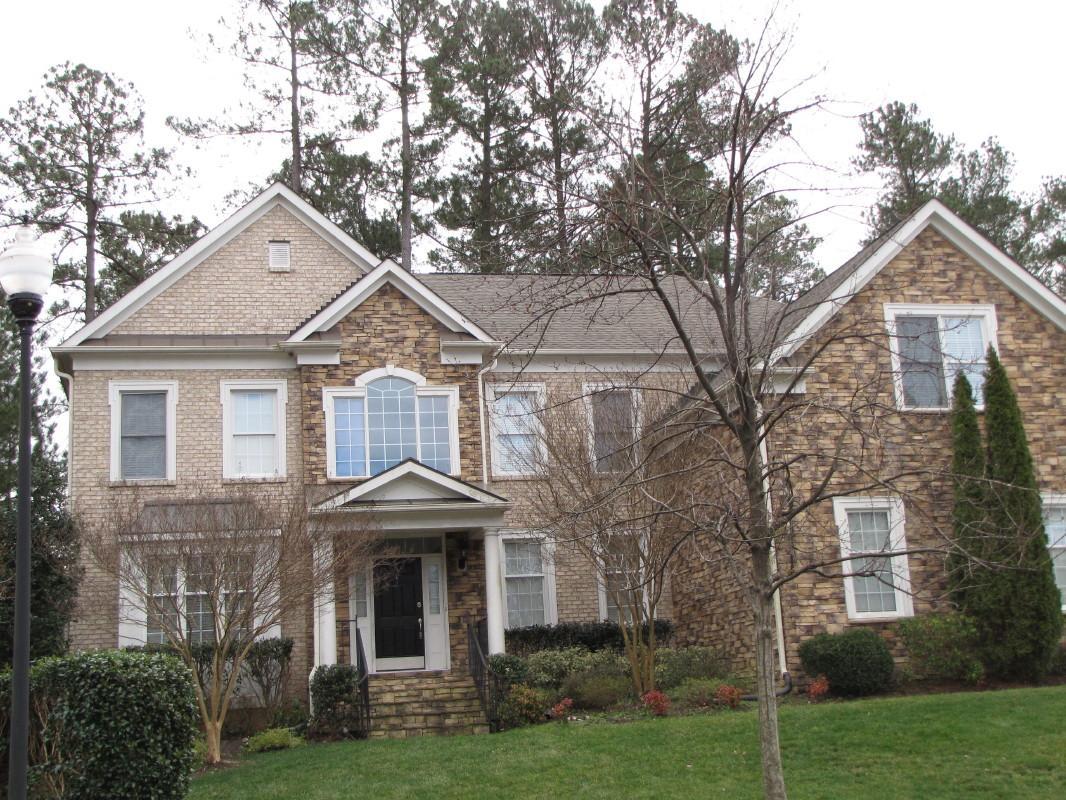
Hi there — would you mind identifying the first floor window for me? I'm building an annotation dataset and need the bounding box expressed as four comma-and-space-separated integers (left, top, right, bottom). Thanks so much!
146, 562, 179, 645
1045, 498, 1066, 610
503, 539, 547, 628
833, 497, 912, 620
143, 556, 253, 645
599, 536, 640, 623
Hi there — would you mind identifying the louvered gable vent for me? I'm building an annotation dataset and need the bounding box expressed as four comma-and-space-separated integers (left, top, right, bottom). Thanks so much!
268, 240, 291, 271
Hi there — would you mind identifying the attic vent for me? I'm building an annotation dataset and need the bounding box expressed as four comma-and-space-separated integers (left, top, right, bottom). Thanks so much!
268, 240, 291, 271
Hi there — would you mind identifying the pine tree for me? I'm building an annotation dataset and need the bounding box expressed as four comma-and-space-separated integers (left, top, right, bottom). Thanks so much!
966, 348, 1062, 679
948, 371, 985, 608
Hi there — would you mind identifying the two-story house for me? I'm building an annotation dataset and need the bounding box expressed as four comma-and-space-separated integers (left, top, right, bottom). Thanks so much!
53, 183, 1066, 735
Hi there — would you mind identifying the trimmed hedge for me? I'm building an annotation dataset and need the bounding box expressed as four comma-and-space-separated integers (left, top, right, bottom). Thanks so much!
898, 614, 984, 684
654, 647, 727, 689
799, 629, 894, 697
308, 664, 364, 740
504, 620, 674, 656
0, 650, 198, 799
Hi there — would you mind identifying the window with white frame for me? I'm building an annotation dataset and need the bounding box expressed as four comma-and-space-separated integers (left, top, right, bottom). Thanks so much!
587, 387, 637, 473
503, 538, 550, 628
109, 381, 178, 481
324, 369, 459, 478
146, 561, 179, 645
144, 556, 253, 645
885, 304, 997, 410
833, 497, 913, 620
221, 380, 287, 479
489, 385, 543, 477
598, 535, 640, 623
1044, 496, 1066, 611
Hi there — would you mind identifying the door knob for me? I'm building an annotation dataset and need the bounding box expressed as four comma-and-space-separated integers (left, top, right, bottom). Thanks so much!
418, 617, 424, 640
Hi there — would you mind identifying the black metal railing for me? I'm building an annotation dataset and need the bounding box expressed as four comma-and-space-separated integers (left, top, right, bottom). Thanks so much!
354, 627, 372, 738
467, 619, 504, 732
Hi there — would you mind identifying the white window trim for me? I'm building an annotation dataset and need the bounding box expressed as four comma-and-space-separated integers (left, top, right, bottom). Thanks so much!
108, 380, 178, 482
220, 379, 288, 480
323, 379, 461, 479
583, 383, 642, 473
833, 496, 914, 621
487, 383, 546, 479
596, 538, 651, 623
500, 531, 557, 628
1043, 493, 1066, 612
884, 303, 998, 412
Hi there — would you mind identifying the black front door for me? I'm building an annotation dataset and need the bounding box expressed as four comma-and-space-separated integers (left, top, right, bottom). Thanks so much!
374, 558, 424, 660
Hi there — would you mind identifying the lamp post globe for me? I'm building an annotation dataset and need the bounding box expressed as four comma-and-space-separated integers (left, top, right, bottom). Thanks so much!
0, 224, 52, 799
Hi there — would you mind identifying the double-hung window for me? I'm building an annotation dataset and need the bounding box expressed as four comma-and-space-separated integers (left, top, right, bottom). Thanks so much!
324, 370, 459, 478
885, 304, 997, 410
146, 562, 179, 645
598, 536, 641, 623
222, 380, 287, 479
109, 381, 178, 481
143, 556, 254, 646
490, 385, 543, 477
502, 537, 553, 628
1044, 496, 1066, 611
833, 497, 913, 620
586, 386, 638, 473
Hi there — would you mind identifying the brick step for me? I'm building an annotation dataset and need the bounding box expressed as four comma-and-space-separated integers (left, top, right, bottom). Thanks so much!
372, 701, 483, 717
369, 721, 490, 739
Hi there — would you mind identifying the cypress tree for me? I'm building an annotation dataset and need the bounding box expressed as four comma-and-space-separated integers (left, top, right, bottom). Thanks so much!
948, 371, 984, 608
966, 347, 1062, 679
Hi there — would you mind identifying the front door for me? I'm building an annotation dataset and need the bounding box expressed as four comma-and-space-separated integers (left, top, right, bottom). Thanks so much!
373, 558, 425, 670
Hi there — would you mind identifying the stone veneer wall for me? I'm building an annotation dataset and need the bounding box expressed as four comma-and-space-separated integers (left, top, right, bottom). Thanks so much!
670, 227, 1066, 679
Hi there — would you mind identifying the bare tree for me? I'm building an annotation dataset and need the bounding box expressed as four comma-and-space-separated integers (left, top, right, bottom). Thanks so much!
82, 491, 385, 765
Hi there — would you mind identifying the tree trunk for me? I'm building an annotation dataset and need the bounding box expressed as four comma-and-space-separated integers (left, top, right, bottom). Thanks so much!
289, 15, 303, 193
203, 720, 223, 765
85, 193, 97, 322
399, 26, 414, 272
751, 545, 788, 800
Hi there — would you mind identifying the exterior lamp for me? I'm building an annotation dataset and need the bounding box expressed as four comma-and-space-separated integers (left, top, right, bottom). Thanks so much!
0, 224, 53, 799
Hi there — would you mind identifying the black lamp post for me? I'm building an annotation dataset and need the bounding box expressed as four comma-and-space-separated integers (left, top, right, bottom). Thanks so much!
0, 225, 53, 800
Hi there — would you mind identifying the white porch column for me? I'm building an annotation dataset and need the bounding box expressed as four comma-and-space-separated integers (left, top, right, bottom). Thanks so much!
483, 529, 506, 654
312, 537, 337, 668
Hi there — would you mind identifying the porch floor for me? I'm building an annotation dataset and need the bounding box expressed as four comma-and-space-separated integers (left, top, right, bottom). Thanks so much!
368, 671, 489, 739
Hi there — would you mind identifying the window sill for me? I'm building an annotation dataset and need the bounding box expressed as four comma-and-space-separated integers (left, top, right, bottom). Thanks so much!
897, 406, 985, 414
845, 614, 911, 624
490, 473, 539, 482
108, 479, 177, 488
222, 476, 288, 485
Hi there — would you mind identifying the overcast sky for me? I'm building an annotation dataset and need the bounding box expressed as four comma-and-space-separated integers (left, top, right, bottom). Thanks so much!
2, 0, 1064, 272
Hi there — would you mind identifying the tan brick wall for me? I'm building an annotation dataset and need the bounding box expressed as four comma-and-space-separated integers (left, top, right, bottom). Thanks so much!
671, 227, 1066, 678
113, 205, 365, 336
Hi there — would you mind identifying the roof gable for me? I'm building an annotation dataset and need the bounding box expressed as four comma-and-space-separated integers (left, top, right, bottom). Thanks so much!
61, 183, 384, 348
314, 460, 508, 512
774, 200, 1066, 362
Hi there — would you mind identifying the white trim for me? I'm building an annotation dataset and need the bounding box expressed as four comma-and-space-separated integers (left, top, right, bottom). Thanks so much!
62, 183, 379, 348
316, 460, 507, 511
1043, 493, 1066, 612
287, 259, 495, 344
220, 379, 288, 480
774, 199, 1066, 364
832, 496, 914, 621
494, 351, 717, 374
500, 532, 557, 628
487, 383, 546, 479
883, 303, 998, 411
352, 364, 427, 387
108, 380, 178, 482
267, 240, 291, 272
56, 348, 296, 371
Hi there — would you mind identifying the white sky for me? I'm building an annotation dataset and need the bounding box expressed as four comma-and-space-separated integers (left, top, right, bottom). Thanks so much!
3, 0, 1064, 271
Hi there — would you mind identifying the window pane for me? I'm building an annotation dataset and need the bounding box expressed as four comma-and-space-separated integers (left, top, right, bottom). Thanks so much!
592, 391, 634, 472
498, 433, 536, 474
367, 378, 417, 474
334, 397, 367, 477
846, 510, 891, 553
121, 392, 166, 479
185, 593, 215, 644
233, 433, 275, 475
418, 395, 452, 473
852, 557, 897, 613
506, 576, 545, 628
233, 390, 275, 435
1046, 505, 1066, 605
121, 392, 165, 436
504, 541, 543, 575
354, 569, 368, 618
427, 562, 441, 614
941, 317, 985, 362
121, 435, 166, 480
494, 392, 536, 435
897, 317, 947, 408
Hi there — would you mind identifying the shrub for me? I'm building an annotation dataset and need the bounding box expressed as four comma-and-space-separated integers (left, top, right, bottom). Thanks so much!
550, 697, 574, 719
244, 637, 295, 711
0, 650, 198, 799
488, 652, 528, 684
505, 620, 674, 656
244, 727, 305, 753
308, 664, 364, 740
525, 647, 594, 688
641, 689, 670, 716
798, 629, 894, 697
668, 677, 717, 709
654, 646, 727, 689
713, 683, 743, 710
271, 699, 310, 732
1049, 642, 1066, 677
806, 674, 830, 702
498, 684, 552, 728
561, 671, 632, 709
898, 614, 985, 684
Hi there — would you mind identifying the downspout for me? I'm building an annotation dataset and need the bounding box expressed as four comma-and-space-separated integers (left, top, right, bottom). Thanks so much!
56, 369, 74, 506
476, 351, 500, 486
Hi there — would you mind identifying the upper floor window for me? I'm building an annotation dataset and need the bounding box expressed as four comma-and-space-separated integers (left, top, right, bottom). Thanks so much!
489, 384, 544, 477
586, 386, 638, 473
1044, 496, 1066, 611
221, 380, 287, 479
324, 368, 459, 478
833, 496, 913, 620
109, 380, 178, 482
885, 304, 997, 410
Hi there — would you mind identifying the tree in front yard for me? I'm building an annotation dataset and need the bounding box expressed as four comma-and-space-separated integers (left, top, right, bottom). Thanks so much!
947, 371, 985, 609
83, 491, 383, 765
961, 348, 1062, 679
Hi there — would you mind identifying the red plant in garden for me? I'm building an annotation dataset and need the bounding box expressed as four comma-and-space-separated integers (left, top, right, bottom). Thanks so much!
551, 697, 574, 719
807, 675, 830, 703
714, 684, 743, 710
641, 690, 671, 716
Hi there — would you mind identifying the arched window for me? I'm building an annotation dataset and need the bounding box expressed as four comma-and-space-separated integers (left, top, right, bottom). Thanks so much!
326, 371, 456, 478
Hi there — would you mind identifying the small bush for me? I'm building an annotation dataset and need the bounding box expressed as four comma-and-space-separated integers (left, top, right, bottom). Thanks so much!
898, 614, 984, 684
1049, 642, 1066, 677
713, 683, 743, 710
505, 620, 674, 656
654, 646, 727, 689
550, 697, 574, 719
806, 674, 830, 702
488, 652, 528, 684
561, 671, 632, 709
668, 678, 745, 710
271, 699, 310, 732
244, 727, 305, 753
799, 629, 894, 697
244, 637, 295, 711
524, 647, 594, 688
498, 684, 552, 728
308, 664, 364, 740
641, 689, 671, 716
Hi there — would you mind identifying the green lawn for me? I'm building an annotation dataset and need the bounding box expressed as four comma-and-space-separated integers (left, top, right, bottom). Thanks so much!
190, 686, 1066, 800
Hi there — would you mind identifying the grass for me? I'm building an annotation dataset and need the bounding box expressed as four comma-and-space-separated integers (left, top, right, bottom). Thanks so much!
190, 686, 1066, 799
